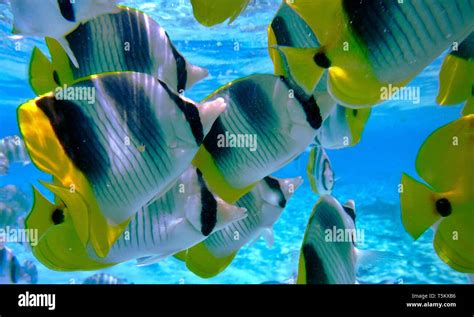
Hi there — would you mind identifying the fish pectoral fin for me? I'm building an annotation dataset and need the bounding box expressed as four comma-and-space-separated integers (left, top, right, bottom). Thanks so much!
400, 173, 441, 239
261, 227, 274, 248
185, 241, 237, 278
273, 46, 325, 95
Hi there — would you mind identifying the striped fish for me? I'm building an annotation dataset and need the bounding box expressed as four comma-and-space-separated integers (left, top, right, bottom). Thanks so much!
181, 175, 303, 278
97, 167, 247, 265
0, 135, 30, 167
297, 196, 358, 284
280, 0, 474, 107
11, 0, 120, 67
196, 74, 322, 199
29, 6, 208, 96
82, 273, 127, 285
203, 176, 303, 258
19, 72, 226, 256
269, 4, 371, 143
307, 145, 334, 196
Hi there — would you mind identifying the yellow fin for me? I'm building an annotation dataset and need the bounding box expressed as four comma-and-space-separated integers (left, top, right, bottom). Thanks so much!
45, 37, 75, 86
400, 173, 441, 239
434, 214, 474, 273
17, 96, 128, 258
26, 187, 58, 240
296, 248, 307, 284
40, 182, 89, 247
173, 250, 187, 262
185, 241, 237, 278
26, 186, 116, 271
274, 46, 325, 95
190, 0, 250, 27
28, 47, 58, 95
346, 107, 371, 145
437, 55, 473, 106
415, 115, 473, 191
192, 147, 255, 203
306, 147, 318, 194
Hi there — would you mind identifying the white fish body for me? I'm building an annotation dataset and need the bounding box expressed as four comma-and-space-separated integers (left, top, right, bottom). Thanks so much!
11, 0, 119, 66
93, 167, 247, 264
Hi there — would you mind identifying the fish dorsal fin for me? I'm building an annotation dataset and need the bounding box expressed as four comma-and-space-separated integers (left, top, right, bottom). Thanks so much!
437, 54, 473, 106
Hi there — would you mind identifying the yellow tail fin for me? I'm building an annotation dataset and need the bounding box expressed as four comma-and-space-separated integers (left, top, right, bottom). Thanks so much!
185, 242, 237, 278
400, 173, 441, 239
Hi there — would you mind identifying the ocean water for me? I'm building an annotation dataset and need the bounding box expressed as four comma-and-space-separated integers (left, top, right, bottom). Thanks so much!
0, 0, 469, 284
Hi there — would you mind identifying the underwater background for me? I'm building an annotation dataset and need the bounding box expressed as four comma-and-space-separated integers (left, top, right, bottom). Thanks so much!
0, 0, 469, 284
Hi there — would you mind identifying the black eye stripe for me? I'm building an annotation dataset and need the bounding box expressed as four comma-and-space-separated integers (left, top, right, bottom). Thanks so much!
51, 208, 65, 225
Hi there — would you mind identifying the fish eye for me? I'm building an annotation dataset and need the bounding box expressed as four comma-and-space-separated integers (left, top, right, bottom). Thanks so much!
352, 109, 358, 117
435, 198, 452, 217
313, 52, 331, 68
51, 208, 65, 225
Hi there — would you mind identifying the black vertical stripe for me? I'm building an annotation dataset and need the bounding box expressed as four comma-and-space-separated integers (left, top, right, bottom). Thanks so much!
165, 32, 188, 92
160, 80, 204, 145
263, 176, 286, 208
271, 16, 293, 46
36, 96, 110, 182
196, 169, 217, 236
302, 243, 329, 284
57, 0, 76, 22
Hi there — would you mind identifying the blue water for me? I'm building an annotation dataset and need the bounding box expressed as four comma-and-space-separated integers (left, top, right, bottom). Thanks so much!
0, 0, 469, 284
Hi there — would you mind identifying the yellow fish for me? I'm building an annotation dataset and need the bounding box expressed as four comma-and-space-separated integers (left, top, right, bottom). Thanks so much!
279, 0, 474, 108
401, 115, 474, 273
190, 0, 250, 27
437, 32, 474, 116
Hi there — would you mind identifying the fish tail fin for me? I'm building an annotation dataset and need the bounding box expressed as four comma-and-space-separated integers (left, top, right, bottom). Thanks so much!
185, 242, 237, 278
186, 64, 209, 89
400, 173, 441, 239
272, 46, 325, 94
437, 54, 472, 106
29, 47, 58, 95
